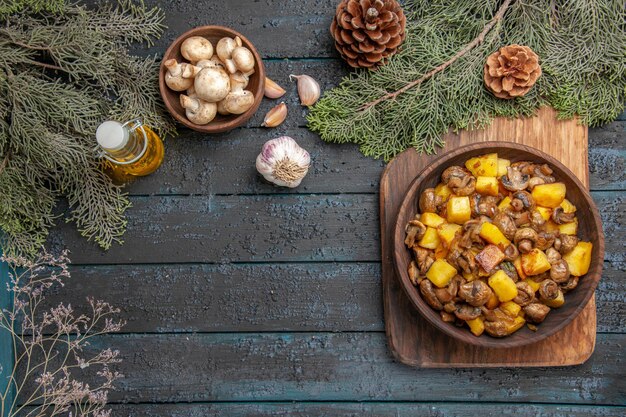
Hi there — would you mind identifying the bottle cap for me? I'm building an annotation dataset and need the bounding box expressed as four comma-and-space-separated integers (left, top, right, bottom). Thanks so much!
96, 121, 129, 151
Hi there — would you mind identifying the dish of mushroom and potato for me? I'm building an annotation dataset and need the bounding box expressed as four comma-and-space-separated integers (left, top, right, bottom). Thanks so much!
404, 153, 593, 338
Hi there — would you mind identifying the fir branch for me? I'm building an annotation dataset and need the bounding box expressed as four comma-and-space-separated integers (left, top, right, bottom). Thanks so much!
360, 0, 514, 111
308, 0, 625, 161
0, 1, 175, 258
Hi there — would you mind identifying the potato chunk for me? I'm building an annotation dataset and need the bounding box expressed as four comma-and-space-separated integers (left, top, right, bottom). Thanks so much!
521, 248, 552, 276
466, 317, 485, 336
560, 198, 577, 213
531, 182, 566, 208
498, 196, 512, 212
558, 218, 578, 235
536, 206, 552, 221
479, 222, 511, 248
497, 158, 511, 177
425, 259, 458, 288
446, 196, 471, 224
418, 227, 441, 250
475, 176, 499, 196
437, 223, 462, 248
434, 183, 452, 201
513, 257, 527, 280
465, 153, 498, 177
500, 301, 522, 317
562, 241, 593, 276
489, 270, 518, 302
475, 244, 505, 274
421, 212, 446, 228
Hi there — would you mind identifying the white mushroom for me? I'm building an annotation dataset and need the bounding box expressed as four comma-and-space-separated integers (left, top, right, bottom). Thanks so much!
222, 77, 255, 115
230, 71, 249, 90
180, 36, 214, 63
216, 36, 242, 74
216, 99, 230, 116
196, 56, 225, 69
231, 46, 255, 74
164, 59, 200, 91
194, 66, 231, 103
180, 94, 217, 125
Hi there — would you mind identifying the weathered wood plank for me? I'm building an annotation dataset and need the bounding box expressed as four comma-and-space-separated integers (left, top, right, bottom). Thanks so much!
133, 0, 339, 59
37, 260, 624, 334
35, 402, 626, 417
31, 332, 625, 404
588, 121, 626, 191
49, 192, 623, 264
49, 194, 380, 264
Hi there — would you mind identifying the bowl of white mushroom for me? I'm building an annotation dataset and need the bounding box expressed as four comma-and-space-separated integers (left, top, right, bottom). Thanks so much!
159, 26, 266, 133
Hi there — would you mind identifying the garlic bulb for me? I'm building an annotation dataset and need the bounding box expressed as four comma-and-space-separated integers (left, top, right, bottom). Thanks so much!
256, 136, 310, 188
289, 74, 320, 106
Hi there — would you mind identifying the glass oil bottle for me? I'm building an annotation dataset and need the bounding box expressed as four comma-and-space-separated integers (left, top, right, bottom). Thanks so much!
96, 119, 164, 183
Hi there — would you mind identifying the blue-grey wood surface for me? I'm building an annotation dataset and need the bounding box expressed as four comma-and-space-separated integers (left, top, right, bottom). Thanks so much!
5, 0, 626, 415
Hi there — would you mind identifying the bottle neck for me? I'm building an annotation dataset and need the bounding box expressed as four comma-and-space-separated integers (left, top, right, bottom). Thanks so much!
97, 119, 148, 165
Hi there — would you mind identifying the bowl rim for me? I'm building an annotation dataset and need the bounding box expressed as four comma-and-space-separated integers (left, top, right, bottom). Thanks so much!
392, 141, 605, 348
158, 25, 266, 134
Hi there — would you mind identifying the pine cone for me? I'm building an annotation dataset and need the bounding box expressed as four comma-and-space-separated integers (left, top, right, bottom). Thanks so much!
484, 45, 542, 99
330, 0, 406, 69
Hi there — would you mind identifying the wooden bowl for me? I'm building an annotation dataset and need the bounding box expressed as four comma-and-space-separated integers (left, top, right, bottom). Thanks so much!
393, 142, 604, 348
159, 26, 266, 133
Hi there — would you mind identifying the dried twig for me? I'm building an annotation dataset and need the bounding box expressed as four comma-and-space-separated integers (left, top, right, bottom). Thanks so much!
359, 0, 513, 111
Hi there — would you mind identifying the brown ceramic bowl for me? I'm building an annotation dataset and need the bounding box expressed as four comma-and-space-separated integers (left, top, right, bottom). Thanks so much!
159, 26, 265, 133
393, 142, 604, 348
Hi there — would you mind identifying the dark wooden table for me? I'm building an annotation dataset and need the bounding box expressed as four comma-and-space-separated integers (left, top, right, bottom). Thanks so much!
37, 0, 626, 415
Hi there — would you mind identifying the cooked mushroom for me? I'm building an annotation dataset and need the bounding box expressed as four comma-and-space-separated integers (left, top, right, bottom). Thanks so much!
512, 210, 532, 227
440, 311, 456, 323
501, 166, 530, 191
419, 188, 441, 213
514, 228, 538, 253
413, 246, 435, 275
500, 261, 519, 282
530, 210, 546, 229
539, 279, 564, 306
483, 320, 512, 337
448, 275, 465, 298
471, 195, 498, 218
527, 176, 545, 190
435, 287, 454, 303
513, 281, 536, 306
492, 212, 517, 240
459, 219, 482, 248
554, 234, 579, 254
535, 232, 556, 251
523, 303, 550, 323
512, 191, 535, 210
532, 271, 550, 282
551, 206, 576, 225
458, 280, 493, 307
408, 261, 420, 286
545, 247, 562, 264
549, 260, 570, 284
443, 301, 458, 313
457, 249, 478, 275
503, 244, 519, 261
420, 279, 443, 310
560, 275, 579, 293
442, 166, 476, 196
532, 164, 555, 183
454, 303, 482, 321
405, 220, 427, 248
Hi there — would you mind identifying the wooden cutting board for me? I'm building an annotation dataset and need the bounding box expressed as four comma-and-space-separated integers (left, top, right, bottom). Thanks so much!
380, 107, 596, 367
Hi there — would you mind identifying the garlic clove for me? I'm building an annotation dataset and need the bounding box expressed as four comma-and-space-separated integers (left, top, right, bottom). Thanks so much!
289, 74, 320, 106
262, 102, 287, 128
264, 77, 286, 99
256, 136, 311, 188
